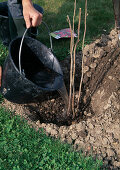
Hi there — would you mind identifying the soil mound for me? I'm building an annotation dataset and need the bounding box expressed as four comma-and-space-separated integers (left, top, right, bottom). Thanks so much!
1, 29, 120, 169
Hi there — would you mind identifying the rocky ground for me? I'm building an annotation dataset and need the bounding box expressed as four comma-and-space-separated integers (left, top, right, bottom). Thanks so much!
1, 29, 120, 169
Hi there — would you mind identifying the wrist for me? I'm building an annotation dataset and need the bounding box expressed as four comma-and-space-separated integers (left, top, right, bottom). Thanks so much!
22, 0, 33, 7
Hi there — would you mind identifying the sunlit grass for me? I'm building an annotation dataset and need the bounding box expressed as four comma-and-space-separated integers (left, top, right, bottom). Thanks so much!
35, 0, 114, 59
0, 0, 115, 60
0, 107, 103, 169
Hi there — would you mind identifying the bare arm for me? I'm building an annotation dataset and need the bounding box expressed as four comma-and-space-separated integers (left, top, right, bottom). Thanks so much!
22, 0, 43, 28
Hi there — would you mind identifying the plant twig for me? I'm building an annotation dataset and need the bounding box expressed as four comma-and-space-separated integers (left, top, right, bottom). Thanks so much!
72, 8, 81, 118
71, 0, 76, 116
77, 0, 87, 107
67, 15, 73, 115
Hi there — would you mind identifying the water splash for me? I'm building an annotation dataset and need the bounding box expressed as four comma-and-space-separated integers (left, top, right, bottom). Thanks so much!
57, 82, 69, 108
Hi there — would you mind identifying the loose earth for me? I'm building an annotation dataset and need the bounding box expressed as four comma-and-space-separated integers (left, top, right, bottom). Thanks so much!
2, 29, 120, 169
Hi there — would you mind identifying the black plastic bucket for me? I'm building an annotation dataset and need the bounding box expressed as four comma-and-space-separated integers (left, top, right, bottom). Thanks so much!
0, 2, 11, 46
1, 35, 63, 104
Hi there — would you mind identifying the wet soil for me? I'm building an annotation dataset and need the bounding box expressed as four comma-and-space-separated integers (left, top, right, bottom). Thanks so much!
1, 29, 120, 169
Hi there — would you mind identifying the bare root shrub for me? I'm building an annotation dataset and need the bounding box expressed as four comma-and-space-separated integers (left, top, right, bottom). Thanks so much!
67, 0, 87, 117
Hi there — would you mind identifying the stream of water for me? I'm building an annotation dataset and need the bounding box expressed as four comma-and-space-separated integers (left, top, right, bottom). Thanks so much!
57, 82, 69, 109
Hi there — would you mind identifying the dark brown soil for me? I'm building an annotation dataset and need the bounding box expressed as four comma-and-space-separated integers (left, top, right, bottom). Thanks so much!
1, 29, 120, 169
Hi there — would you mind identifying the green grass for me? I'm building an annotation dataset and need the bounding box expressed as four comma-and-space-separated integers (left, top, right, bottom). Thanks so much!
35, 0, 115, 60
0, 107, 102, 169
0, 42, 8, 66
0, 0, 115, 60
0, 0, 115, 169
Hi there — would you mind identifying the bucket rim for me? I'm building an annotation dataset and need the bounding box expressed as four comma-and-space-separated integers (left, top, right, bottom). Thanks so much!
9, 36, 63, 75
8, 36, 64, 91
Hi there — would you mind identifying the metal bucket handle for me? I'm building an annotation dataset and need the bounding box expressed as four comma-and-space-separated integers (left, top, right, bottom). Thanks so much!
18, 21, 53, 75
0, 14, 8, 19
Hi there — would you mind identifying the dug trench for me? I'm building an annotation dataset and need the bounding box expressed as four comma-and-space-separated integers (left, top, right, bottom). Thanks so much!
1, 29, 120, 169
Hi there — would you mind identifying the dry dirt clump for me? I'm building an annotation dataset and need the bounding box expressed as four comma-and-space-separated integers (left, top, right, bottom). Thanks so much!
1, 29, 120, 169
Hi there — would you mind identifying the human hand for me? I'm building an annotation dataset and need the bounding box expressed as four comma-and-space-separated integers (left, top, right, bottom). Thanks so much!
22, 0, 43, 28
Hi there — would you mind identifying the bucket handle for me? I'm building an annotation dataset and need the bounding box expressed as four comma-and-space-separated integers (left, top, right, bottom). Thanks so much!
30, 21, 53, 51
19, 28, 28, 75
19, 21, 53, 75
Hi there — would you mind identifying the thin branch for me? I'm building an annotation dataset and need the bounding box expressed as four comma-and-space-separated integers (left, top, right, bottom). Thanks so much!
71, 0, 76, 116
72, 0, 76, 55
77, 0, 87, 107
72, 8, 81, 118
67, 15, 73, 115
